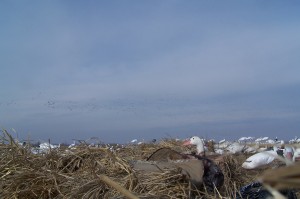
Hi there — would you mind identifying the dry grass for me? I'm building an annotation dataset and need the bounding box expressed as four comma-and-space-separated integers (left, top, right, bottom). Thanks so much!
0, 130, 299, 199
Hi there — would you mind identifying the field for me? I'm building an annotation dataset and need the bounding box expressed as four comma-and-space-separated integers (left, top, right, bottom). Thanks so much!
0, 131, 299, 199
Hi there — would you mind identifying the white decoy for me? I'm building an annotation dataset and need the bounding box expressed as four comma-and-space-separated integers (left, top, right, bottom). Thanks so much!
68, 141, 76, 149
244, 146, 257, 154
39, 142, 58, 149
247, 137, 255, 142
217, 140, 231, 149
130, 139, 138, 143
289, 136, 300, 144
238, 137, 248, 143
242, 146, 279, 169
183, 136, 205, 156
255, 137, 263, 143
226, 142, 245, 154
38, 142, 59, 153
283, 146, 294, 161
183, 136, 226, 161
293, 148, 300, 162
266, 139, 275, 144
219, 139, 226, 144
215, 148, 224, 155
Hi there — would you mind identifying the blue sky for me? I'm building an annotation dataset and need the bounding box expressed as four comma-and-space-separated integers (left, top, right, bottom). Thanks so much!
1, 1, 300, 143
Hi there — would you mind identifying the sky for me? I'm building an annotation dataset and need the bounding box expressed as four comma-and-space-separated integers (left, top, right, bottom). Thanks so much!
1, 1, 300, 144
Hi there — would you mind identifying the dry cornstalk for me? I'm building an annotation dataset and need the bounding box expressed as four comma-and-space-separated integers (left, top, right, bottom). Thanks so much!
98, 174, 139, 199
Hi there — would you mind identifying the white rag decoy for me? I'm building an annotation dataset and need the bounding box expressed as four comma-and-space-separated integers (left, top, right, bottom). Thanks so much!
219, 139, 226, 144
238, 137, 248, 142
244, 146, 257, 154
242, 146, 279, 169
131, 139, 138, 143
226, 142, 245, 154
266, 139, 275, 144
215, 148, 224, 155
216, 140, 231, 150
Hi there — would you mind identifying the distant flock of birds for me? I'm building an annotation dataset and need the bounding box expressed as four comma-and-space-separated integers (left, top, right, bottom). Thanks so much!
17, 135, 300, 199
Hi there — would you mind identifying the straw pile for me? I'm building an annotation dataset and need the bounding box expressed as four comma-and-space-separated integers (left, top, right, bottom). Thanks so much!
0, 130, 299, 199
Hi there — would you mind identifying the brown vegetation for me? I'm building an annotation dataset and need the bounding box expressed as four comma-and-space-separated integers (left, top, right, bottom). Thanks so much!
0, 130, 299, 198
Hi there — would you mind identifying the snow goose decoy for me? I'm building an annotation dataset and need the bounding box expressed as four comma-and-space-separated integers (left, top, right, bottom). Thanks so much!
182, 136, 224, 190
242, 146, 279, 169
183, 136, 205, 156
183, 136, 225, 161
68, 141, 76, 149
